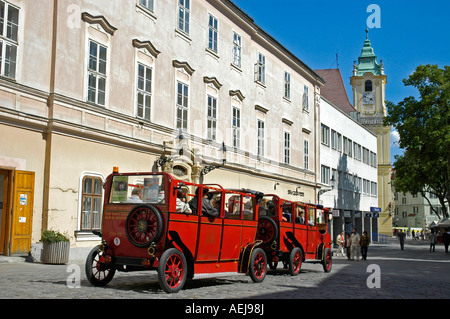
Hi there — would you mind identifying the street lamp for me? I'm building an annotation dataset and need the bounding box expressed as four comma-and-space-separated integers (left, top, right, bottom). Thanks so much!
201, 142, 227, 176
156, 130, 188, 167
317, 175, 336, 203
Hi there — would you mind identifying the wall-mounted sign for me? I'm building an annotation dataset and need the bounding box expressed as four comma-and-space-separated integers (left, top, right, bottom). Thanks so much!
20, 194, 27, 206
287, 190, 304, 197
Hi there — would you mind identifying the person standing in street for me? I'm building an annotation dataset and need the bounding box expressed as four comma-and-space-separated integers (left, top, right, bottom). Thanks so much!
429, 230, 437, 252
442, 229, 450, 253
360, 231, 370, 260
336, 231, 345, 257
345, 233, 351, 260
398, 229, 405, 250
350, 228, 360, 261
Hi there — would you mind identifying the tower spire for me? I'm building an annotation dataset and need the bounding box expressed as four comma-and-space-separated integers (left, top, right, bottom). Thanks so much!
354, 28, 381, 76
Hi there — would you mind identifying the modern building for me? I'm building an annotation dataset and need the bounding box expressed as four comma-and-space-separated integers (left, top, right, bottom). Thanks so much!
350, 29, 393, 236
0, 0, 326, 256
315, 69, 379, 241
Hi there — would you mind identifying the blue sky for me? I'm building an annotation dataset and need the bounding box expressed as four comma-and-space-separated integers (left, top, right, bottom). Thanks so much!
232, 0, 450, 162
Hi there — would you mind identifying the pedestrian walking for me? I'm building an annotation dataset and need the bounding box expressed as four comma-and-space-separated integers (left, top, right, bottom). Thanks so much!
350, 228, 360, 261
336, 231, 345, 257
443, 230, 450, 253
429, 230, 437, 252
398, 229, 405, 250
345, 233, 351, 260
360, 231, 370, 260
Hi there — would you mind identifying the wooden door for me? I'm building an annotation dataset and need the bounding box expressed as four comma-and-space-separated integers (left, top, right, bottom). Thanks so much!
10, 171, 35, 255
0, 169, 12, 255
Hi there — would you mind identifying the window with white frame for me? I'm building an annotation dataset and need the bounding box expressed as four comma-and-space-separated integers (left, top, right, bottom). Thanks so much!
208, 14, 218, 53
354, 143, 362, 161
321, 124, 330, 146
302, 85, 309, 110
178, 0, 190, 34
207, 95, 217, 140
232, 106, 240, 148
363, 179, 370, 195
363, 147, 369, 164
336, 132, 342, 152
321, 165, 330, 185
87, 40, 107, 105
304, 139, 309, 170
255, 52, 265, 84
370, 151, 377, 167
232, 32, 241, 67
358, 176, 363, 193
371, 181, 377, 196
284, 72, 291, 100
257, 119, 265, 157
136, 63, 152, 121
0, 1, 19, 79
139, 0, 154, 11
176, 81, 189, 131
331, 130, 337, 149
284, 131, 290, 164
81, 175, 103, 231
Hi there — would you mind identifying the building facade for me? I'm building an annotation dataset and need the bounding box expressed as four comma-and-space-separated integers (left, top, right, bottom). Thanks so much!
350, 29, 393, 236
393, 190, 441, 229
0, 0, 325, 256
316, 69, 378, 241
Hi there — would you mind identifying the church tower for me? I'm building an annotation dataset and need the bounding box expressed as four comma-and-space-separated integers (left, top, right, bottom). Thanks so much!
350, 29, 393, 236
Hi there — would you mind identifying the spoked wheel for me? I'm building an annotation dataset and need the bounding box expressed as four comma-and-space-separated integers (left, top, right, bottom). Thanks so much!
248, 248, 267, 283
158, 248, 188, 293
85, 246, 116, 287
322, 248, 332, 273
289, 247, 302, 276
126, 204, 162, 248
256, 216, 278, 247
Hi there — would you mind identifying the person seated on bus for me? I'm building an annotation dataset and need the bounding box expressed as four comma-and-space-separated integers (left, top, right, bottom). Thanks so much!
211, 195, 228, 218
282, 204, 291, 222
176, 191, 192, 213
295, 209, 305, 225
127, 187, 143, 203
188, 187, 218, 217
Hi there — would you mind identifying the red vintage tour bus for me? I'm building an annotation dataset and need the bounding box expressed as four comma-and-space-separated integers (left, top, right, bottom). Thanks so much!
85, 167, 332, 293
255, 194, 333, 275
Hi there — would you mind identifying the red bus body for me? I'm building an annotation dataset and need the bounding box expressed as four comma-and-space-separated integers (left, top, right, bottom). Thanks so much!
256, 194, 333, 274
85, 169, 268, 293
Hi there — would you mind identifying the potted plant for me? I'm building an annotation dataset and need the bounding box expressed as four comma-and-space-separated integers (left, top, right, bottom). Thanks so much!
40, 230, 70, 264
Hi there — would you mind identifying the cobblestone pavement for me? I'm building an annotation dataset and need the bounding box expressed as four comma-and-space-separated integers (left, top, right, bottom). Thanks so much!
1, 239, 449, 300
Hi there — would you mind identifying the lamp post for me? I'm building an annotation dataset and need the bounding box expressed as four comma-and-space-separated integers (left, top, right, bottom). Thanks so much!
201, 142, 227, 176
317, 176, 336, 204
156, 130, 187, 168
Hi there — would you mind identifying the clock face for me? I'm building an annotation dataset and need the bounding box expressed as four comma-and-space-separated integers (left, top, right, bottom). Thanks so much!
363, 92, 375, 105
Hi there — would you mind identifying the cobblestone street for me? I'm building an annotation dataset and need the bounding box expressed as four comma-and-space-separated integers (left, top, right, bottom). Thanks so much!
1, 238, 449, 301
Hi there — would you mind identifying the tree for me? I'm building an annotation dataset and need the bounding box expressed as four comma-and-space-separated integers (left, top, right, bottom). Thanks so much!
385, 64, 449, 219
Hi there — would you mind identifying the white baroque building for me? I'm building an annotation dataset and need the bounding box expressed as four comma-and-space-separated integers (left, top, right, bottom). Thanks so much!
0, 0, 326, 256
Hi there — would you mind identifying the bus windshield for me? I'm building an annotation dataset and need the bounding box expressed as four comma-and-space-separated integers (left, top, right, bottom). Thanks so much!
109, 174, 165, 204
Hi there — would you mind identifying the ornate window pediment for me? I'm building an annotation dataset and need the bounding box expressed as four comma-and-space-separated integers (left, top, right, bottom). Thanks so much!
172, 60, 195, 76
229, 89, 245, 101
81, 12, 117, 36
132, 39, 160, 58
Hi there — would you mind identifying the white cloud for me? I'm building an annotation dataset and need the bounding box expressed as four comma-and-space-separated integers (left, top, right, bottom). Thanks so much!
390, 129, 400, 147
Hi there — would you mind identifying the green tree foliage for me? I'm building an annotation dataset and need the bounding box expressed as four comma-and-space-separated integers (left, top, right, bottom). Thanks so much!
385, 64, 449, 218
